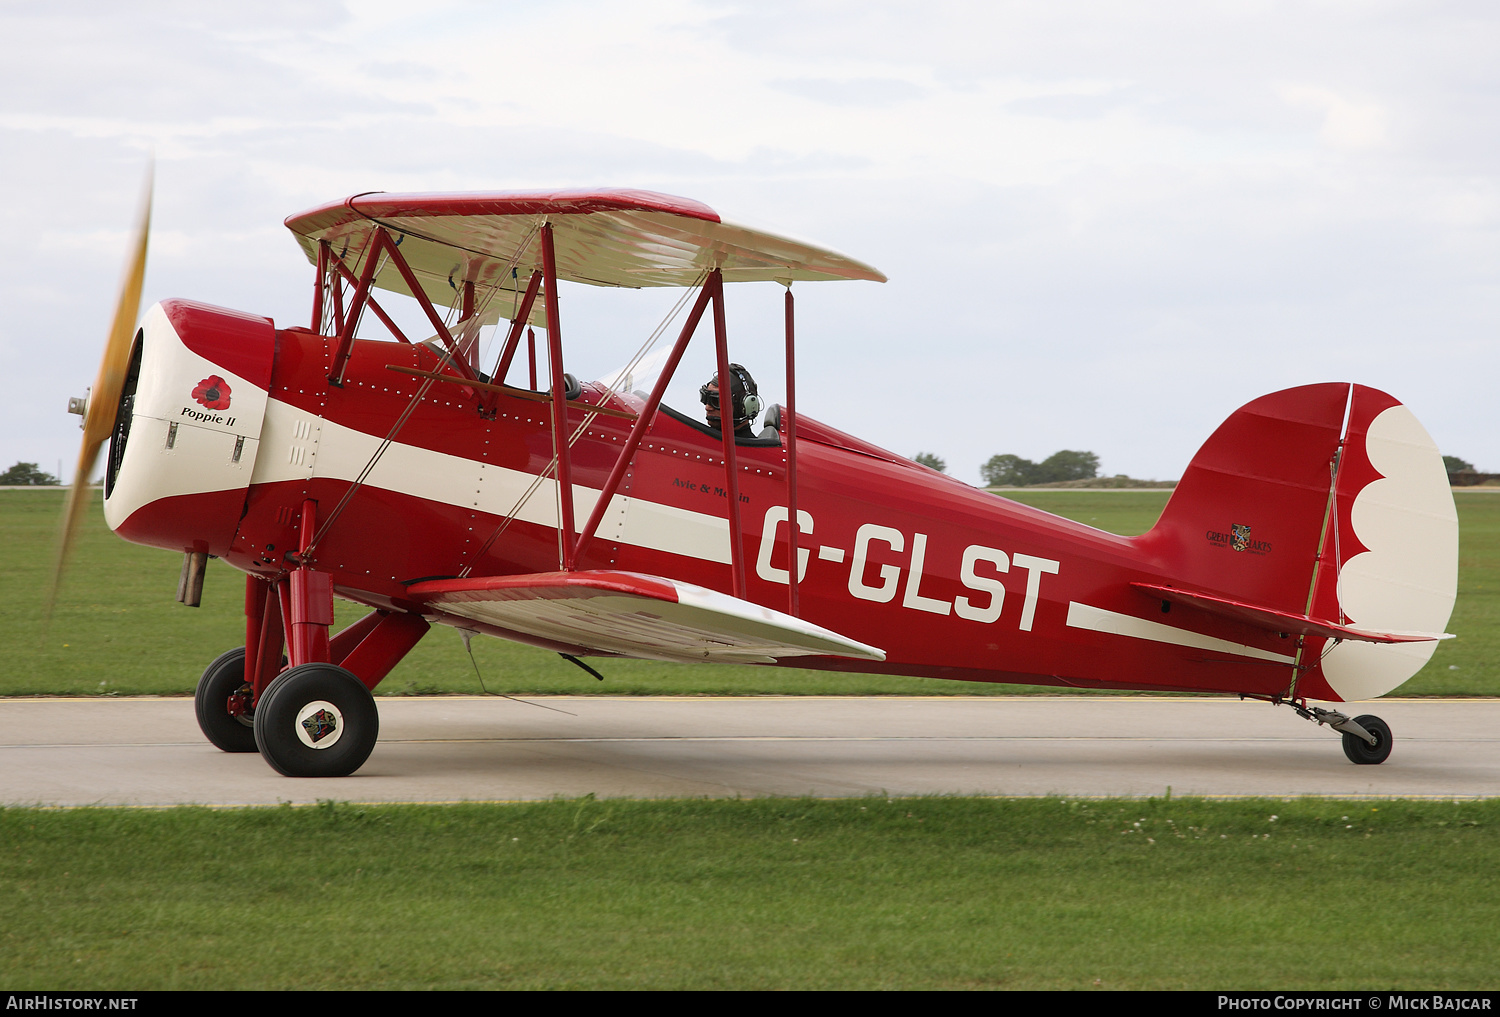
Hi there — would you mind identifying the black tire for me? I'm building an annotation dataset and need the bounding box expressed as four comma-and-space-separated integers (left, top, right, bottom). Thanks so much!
1342, 714, 1393, 765
194, 648, 258, 753
253, 663, 379, 777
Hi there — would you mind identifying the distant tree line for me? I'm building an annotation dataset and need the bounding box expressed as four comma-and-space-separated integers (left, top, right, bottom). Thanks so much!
1443, 455, 1500, 486
981, 450, 1099, 487
0, 462, 59, 485
914, 449, 1481, 490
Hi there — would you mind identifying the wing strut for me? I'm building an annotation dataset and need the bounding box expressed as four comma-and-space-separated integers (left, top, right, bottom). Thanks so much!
327, 247, 415, 345
541, 222, 577, 570
784, 285, 800, 616
312, 240, 327, 331
320, 225, 480, 387
565, 267, 758, 597
709, 270, 747, 599
328, 230, 389, 384
488, 268, 544, 413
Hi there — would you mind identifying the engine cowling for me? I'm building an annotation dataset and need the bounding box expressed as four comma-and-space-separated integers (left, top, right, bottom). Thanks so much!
103, 299, 275, 556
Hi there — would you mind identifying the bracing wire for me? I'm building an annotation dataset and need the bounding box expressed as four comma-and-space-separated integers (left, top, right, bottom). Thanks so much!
597, 271, 705, 400
455, 272, 708, 578
303, 226, 544, 559
303, 373, 437, 559
459, 627, 577, 715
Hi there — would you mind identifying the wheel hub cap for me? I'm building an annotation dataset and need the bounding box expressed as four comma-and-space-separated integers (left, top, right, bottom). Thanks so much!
295, 700, 344, 749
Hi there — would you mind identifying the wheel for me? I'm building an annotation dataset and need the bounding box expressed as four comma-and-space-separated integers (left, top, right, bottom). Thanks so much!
1342, 714, 1393, 765
194, 648, 258, 753
253, 663, 379, 777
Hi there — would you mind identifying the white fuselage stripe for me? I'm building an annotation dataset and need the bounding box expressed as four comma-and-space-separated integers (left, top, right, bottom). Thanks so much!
248, 398, 732, 565
1065, 601, 1296, 664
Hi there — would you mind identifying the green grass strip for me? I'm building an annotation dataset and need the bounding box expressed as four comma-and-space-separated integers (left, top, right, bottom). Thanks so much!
3, 796, 1497, 990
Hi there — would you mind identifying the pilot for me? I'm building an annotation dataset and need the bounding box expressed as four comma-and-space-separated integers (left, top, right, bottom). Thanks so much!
700, 364, 761, 439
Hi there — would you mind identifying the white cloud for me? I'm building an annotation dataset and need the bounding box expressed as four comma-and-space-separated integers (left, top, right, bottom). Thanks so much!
1279, 84, 1389, 149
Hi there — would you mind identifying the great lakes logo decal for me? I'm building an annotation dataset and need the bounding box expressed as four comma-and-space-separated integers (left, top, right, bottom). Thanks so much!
1206, 522, 1272, 555
192, 375, 231, 410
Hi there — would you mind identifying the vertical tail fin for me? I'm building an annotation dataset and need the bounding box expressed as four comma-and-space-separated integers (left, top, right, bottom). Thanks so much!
1136, 383, 1349, 617
1137, 383, 1456, 701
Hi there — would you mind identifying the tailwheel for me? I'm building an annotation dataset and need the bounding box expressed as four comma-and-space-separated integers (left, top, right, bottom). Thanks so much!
1257, 697, 1396, 766
194, 647, 258, 753
253, 663, 379, 777
1341, 714, 1393, 766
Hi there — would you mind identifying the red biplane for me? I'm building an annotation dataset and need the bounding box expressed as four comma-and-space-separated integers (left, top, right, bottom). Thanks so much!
58, 185, 1457, 777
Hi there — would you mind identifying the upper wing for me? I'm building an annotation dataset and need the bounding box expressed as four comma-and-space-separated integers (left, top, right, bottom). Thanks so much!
285, 189, 886, 318
407, 570, 886, 665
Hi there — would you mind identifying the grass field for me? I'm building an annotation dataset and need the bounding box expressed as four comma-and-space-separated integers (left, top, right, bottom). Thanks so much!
3, 796, 1497, 990
3, 488, 1495, 697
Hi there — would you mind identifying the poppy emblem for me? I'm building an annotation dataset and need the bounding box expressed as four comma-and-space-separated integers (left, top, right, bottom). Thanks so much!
193, 375, 232, 410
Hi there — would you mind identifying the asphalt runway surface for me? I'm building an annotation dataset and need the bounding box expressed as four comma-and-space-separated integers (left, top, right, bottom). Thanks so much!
2, 695, 1496, 807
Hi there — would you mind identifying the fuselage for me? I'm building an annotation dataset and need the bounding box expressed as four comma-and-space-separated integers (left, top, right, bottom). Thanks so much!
104, 299, 1334, 700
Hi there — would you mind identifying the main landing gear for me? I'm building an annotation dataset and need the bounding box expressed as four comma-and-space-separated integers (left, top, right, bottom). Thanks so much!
195, 649, 382, 776
195, 563, 431, 778
1247, 696, 1394, 765
194, 652, 381, 776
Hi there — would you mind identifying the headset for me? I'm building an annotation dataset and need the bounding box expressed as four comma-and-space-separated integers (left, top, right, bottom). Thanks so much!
699, 364, 761, 426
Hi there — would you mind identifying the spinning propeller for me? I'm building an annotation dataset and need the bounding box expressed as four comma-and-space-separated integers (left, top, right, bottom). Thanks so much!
47, 165, 153, 619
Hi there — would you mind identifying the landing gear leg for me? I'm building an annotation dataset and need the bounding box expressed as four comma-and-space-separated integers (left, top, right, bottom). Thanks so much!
245, 501, 428, 777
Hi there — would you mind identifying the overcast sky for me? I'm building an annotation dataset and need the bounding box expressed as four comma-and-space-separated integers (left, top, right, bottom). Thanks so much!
2, 0, 1496, 486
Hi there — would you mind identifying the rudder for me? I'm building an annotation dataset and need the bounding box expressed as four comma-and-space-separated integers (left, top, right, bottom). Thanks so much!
1312, 385, 1458, 700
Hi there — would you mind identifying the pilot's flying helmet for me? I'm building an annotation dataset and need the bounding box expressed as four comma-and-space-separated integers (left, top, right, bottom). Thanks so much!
699, 364, 761, 425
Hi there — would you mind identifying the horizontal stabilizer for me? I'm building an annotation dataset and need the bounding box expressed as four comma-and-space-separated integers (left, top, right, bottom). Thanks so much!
409, 570, 886, 665
1132, 582, 1453, 645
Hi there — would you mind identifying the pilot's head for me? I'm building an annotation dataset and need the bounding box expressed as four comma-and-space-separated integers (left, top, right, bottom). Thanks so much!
700, 364, 760, 436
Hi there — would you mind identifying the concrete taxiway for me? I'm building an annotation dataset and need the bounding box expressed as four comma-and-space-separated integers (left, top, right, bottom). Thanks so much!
1, 696, 1495, 807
